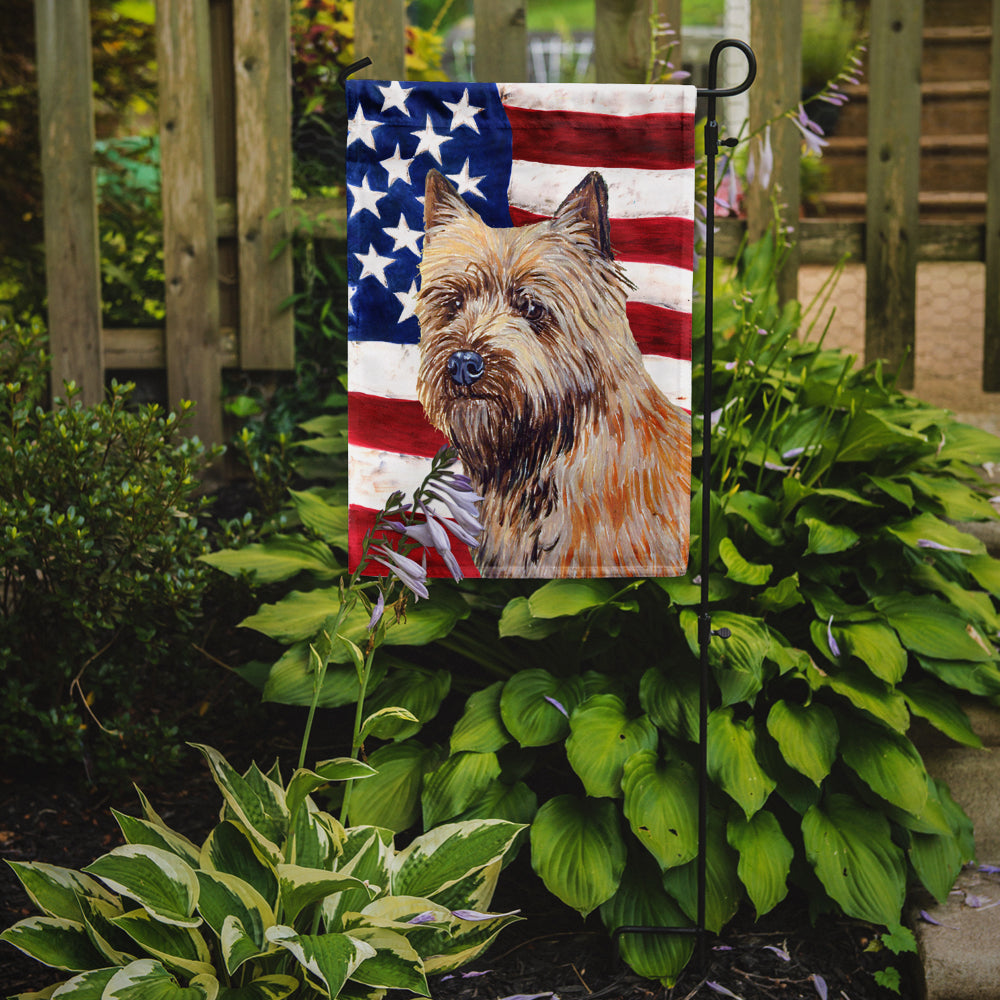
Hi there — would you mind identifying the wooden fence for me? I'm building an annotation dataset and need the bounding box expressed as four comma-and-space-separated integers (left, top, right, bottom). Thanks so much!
33, 0, 1000, 445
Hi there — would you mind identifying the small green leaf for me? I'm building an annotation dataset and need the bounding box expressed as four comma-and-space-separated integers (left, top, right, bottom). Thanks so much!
707, 708, 776, 818
765, 700, 838, 786
727, 811, 793, 917
719, 536, 772, 585
803, 517, 859, 556
277, 865, 373, 925
4, 862, 117, 923
497, 597, 564, 639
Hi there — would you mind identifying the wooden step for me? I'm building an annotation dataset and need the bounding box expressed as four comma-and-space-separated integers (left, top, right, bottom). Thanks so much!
922, 0, 991, 28
922, 25, 993, 83
830, 80, 991, 137
813, 190, 987, 222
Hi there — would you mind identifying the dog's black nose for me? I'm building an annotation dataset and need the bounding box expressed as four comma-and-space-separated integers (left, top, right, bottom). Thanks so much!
447, 350, 484, 386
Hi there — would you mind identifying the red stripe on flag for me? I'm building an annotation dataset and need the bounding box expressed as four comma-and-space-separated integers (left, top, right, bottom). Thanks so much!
508, 208, 693, 269
348, 392, 449, 458
349, 505, 481, 580
505, 105, 694, 171
627, 302, 692, 361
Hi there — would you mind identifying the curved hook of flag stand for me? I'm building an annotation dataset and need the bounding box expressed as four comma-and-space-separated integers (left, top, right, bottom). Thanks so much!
339, 40, 758, 976
612, 38, 756, 973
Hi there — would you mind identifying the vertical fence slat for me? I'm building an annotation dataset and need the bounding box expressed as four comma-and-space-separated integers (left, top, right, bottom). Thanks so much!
354, 0, 406, 80
157, 0, 223, 445
474, 0, 527, 82
34, 0, 103, 405
746, 0, 801, 304
983, 0, 1000, 390
594, 0, 653, 84
233, 0, 294, 369
864, 0, 923, 389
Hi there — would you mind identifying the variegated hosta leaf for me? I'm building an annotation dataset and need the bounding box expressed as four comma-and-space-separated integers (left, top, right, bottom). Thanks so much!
765, 700, 838, 786
276, 864, 375, 925
421, 751, 502, 829
423, 859, 501, 915
112, 811, 202, 868
214, 974, 300, 1000
565, 695, 658, 799
285, 760, 375, 823
0, 916, 107, 971
802, 793, 906, 926
599, 854, 694, 987
345, 926, 429, 995
200, 822, 278, 910
195, 871, 274, 974
190, 745, 287, 863
110, 908, 214, 979
4, 861, 118, 922
77, 894, 136, 966
288, 802, 343, 870
420, 907, 523, 975
83, 845, 200, 928
499, 669, 585, 747
450, 681, 511, 754
529, 795, 626, 917
391, 820, 524, 901
621, 751, 699, 871
45, 966, 118, 997
323, 829, 393, 931
265, 926, 375, 998
102, 958, 218, 999
707, 707, 776, 819
727, 810, 793, 917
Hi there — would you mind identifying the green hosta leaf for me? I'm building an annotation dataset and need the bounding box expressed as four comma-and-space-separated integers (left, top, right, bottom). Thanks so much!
803, 517, 859, 556
111, 908, 214, 977
499, 670, 584, 747
565, 695, 658, 798
836, 621, 907, 684
346, 926, 429, 994
707, 708, 776, 818
190, 746, 287, 862
839, 719, 929, 817
802, 793, 906, 926
216, 975, 299, 999
219, 915, 269, 980
287, 804, 341, 871
393, 820, 524, 900
906, 472, 998, 521
347, 740, 442, 832
530, 795, 626, 917
5, 862, 118, 922
655, 573, 737, 606
285, 759, 376, 822
112, 812, 201, 868
680, 610, 770, 706
83, 846, 200, 928
362, 667, 451, 740
866, 474, 914, 509
916, 655, 1000, 697
765, 701, 838, 786
874, 594, 995, 662
277, 865, 374, 925
265, 926, 375, 997
599, 854, 694, 987
260, 643, 387, 709
453, 779, 538, 827
103, 959, 218, 999
450, 682, 511, 754
718, 536, 772, 586
421, 751, 502, 828
901, 680, 982, 748
200, 535, 341, 584
639, 663, 699, 742
808, 661, 910, 732
886, 512, 985, 557
967, 553, 1000, 597
200, 822, 278, 910
724, 490, 784, 545
195, 871, 273, 973
497, 596, 565, 639
288, 488, 349, 546
360, 706, 421, 742
835, 410, 927, 463
909, 826, 965, 905
621, 751, 698, 871
661, 810, 741, 933
0, 916, 107, 971
727, 811, 793, 918
755, 573, 804, 614
527, 579, 618, 617
935, 421, 1000, 464
911, 562, 1000, 632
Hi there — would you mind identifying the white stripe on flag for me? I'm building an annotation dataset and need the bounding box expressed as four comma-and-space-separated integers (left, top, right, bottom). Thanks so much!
508, 162, 696, 221
643, 357, 692, 409
349, 443, 468, 512
499, 82, 697, 117
621, 260, 693, 313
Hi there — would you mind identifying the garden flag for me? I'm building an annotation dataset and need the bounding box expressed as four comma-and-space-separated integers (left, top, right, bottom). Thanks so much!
347, 80, 695, 579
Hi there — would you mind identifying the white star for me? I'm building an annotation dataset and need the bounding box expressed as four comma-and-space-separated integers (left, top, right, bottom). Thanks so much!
378, 80, 411, 115
355, 245, 395, 286
347, 104, 380, 149
380, 144, 414, 186
384, 214, 422, 256
443, 89, 484, 133
411, 115, 452, 164
347, 174, 385, 218
395, 279, 420, 323
447, 158, 487, 200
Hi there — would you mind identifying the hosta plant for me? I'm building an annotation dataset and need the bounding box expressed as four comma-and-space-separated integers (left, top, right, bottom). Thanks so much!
1, 743, 523, 999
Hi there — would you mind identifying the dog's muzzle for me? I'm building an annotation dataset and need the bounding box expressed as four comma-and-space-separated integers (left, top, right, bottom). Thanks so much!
447, 350, 484, 386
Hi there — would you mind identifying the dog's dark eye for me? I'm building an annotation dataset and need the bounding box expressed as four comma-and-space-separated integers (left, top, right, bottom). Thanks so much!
442, 291, 465, 320
515, 293, 548, 327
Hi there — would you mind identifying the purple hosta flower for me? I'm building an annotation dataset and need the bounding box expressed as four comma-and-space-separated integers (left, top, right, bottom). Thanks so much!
747, 124, 774, 190
979, 864, 1000, 874
919, 909, 958, 929
706, 982, 742, 999
544, 695, 569, 718
497, 994, 558, 1000
386, 505, 464, 582
917, 538, 973, 555
791, 104, 829, 156
812, 974, 828, 1000
407, 911, 438, 925
367, 590, 385, 631
441, 970, 493, 982
451, 908, 521, 921
763, 944, 791, 962
369, 544, 429, 600
426, 473, 484, 538
827, 615, 842, 657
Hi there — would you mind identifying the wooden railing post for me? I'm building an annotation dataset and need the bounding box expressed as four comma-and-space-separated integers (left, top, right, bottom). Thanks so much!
34, 0, 104, 405
746, 0, 801, 305
354, 0, 406, 80
157, 0, 223, 445
474, 0, 527, 82
983, 0, 1000, 390
864, 0, 923, 389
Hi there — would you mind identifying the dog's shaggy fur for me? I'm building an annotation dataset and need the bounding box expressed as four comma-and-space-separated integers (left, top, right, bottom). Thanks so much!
416, 169, 689, 578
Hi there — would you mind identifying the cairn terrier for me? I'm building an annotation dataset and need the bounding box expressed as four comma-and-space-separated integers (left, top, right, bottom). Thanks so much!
415, 168, 690, 578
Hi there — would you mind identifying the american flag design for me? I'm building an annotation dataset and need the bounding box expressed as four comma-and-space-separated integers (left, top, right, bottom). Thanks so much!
346, 80, 696, 577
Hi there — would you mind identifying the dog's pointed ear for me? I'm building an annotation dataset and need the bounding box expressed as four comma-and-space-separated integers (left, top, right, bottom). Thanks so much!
553, 171, 614, 260
424, 169, 477, 244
